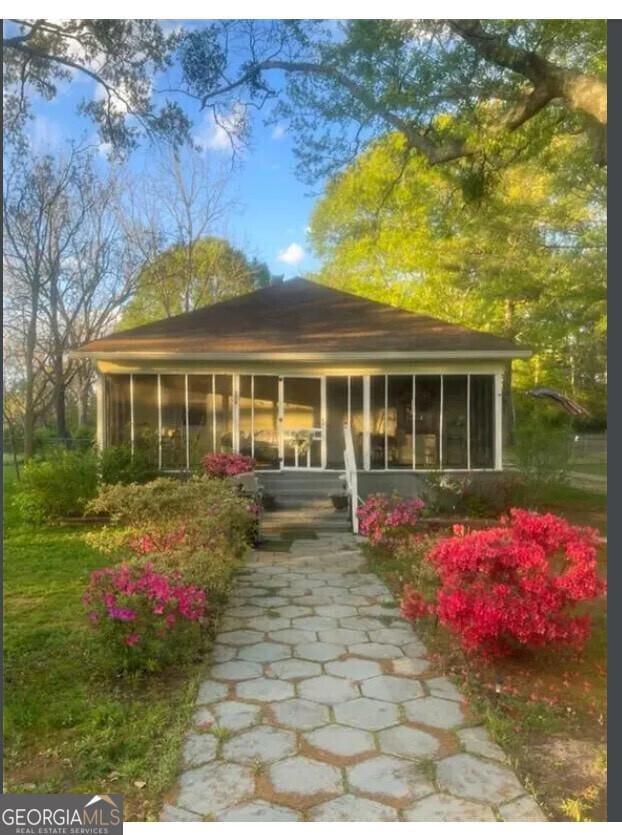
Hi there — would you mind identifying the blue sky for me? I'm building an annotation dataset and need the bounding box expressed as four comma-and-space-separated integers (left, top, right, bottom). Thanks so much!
19, 20, 322, 278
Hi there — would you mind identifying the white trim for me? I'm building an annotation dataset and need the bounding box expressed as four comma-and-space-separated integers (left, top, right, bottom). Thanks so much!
232, 374, 240, 454
384, 374, 389, 470
77, 349, 531, 361
157, 374, 162, 470
466, 373, 471, 471
439, 375, 444, 469
363, 376, 371, 471
96, 371, 106, 451
185, 374, 190, 471
496, 372, 504, 470
278, 376, 284, 467
129, 373, 135, 455
321, 376, 327, 470
411, 374, 416, 470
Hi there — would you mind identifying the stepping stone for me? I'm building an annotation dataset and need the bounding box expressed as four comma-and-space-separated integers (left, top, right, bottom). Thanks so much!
378, 725, 440, 759
339, 616, 388, 630
194, 706, 215, 730
182, 732, 218, 767
253, 596, 289, 607
325, 658, 383, 680
225, 605, 264, 619
436, 753, 525, 805
211, 701, 261, 731
304, 724, 375, 758
196, 680, 228, 704
216, 630, 265, 646
404, 793, 496, 821
499, 795, 546, 821
160, 804, 202, 822
222, 725, 297, 764
268, 658, 322, 680
268, 628, 311, 644
176, 761, 254, 816
211, 644, 237, 662
271, 605, 313, 618
218, 801, 301, 822
269, 756, 342, 797
427, 676, 465, 702
310, 795, 398, 821
401, 639, 428, 658
236, 678, 294, 702
271, 698, 330, 730
211, 661, 263, 681
237, 642, 292, 662
403, 697, 465, 729
368, 628, 415, 646
362, 675, 425, 703
349, 642, 403, 660
347, 755, 433, 802
293, 615, 339, 631
298, 675, 360, 705
333, 698, 399, 731
318, 628, 368, 644
458, 726, 507, 762
391, 657, 430, 676
315, 604, 358, 618
294, 642, 347, 662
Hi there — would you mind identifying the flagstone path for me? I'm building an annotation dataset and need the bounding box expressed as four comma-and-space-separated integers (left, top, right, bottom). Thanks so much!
162, 532, 545, 822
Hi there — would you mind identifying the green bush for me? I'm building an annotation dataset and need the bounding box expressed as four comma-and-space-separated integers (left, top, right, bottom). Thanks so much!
14, 450, 100, 523
513, 414, 573, 489
85, 476, 254, 598
421, 473, 526, 517
100, 444, 155, 485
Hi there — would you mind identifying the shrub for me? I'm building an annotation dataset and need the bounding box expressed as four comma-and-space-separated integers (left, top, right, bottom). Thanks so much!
100, 444, 155, 485
358, 493, 425, 549
512, 412, 573, 489
14, 449, 99, 523
401, 509, 606, 657
83, 562, 207, 671
201, 452, 255, 478
422, 473, 527, 517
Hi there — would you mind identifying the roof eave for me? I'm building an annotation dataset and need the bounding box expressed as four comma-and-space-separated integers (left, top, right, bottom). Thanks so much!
70, 349, 532, 361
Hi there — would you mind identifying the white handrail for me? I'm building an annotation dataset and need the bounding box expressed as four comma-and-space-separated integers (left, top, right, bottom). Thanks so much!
343, 421, 359, 534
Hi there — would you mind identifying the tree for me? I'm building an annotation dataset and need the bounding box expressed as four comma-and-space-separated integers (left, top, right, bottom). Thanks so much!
308, 132, 606, 418
119, 237, 269, 329
179, 19, 606, 184
3, 19, 188, 151
3, 148, 142, 453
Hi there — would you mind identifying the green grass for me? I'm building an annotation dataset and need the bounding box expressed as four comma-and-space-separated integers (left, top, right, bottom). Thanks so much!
570, 462, 607, 478
2, 467, 208, 821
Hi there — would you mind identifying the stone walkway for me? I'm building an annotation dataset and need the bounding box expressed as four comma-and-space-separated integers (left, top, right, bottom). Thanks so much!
162, 532, 545, 822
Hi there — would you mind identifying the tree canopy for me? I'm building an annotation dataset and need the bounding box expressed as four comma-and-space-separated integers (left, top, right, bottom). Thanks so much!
119, 237, 272, 329
309, 133, 606, 416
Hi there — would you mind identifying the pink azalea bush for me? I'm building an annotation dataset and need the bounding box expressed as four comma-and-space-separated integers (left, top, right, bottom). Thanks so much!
401, 509, 606, 658
357, 493, 425, 548
83, 562, 207, 670
201, 452, 255, 478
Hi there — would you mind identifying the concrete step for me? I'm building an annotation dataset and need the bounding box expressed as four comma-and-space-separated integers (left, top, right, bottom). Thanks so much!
261, 508, 350, 532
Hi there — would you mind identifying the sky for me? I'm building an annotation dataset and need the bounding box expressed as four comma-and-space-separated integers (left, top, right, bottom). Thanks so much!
15, 20, 322, 278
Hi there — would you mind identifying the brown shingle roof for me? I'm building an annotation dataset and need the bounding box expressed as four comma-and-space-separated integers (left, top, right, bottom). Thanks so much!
76, 278, 528, 357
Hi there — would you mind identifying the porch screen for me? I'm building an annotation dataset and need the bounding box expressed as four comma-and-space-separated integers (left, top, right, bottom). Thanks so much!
188, 375, 214, 466
326, 377, 348, 469
442, 376, 468, 469
415, 376, 441, 469
388, 376, 413, 468
105, 375, 131, 446
252, 376, 279, 468
132, 375, 159, 465
470, 375, 495, 468
160, 375, 187, 469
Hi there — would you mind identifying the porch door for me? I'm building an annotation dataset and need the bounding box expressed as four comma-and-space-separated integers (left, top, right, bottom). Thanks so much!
280, 377, 325, 469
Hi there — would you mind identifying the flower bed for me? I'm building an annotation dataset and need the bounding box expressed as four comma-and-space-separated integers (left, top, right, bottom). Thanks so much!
201, 452, 255, 478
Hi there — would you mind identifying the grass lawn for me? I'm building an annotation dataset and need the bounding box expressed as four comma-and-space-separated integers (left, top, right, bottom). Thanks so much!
2, 467, 209, 821
365, 482, 607, 822
570, 462, 607, 478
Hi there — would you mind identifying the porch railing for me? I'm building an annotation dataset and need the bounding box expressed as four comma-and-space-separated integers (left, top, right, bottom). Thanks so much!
343, 421, 360, 534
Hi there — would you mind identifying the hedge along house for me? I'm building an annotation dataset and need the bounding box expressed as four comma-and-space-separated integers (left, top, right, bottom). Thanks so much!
76, 278, 530, 497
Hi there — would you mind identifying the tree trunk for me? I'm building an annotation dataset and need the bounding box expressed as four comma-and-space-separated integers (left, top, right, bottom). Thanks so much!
23, 306, 38, 460
77, 380, 90, 427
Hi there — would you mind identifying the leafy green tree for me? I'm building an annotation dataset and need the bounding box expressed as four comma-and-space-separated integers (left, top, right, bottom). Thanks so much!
119, 237, 271, 329
309, 133, 606, 417
182, 19, 606, 183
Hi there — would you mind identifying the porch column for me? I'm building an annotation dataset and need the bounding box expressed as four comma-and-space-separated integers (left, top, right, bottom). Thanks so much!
363, 375, 371, 471
95, 369, 106, 451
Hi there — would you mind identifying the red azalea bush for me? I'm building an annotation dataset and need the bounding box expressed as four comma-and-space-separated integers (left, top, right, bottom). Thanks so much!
201, 452, 255, 478
358, 493, 425, 548
401, 509, 606, 657
83, 562, 207, 670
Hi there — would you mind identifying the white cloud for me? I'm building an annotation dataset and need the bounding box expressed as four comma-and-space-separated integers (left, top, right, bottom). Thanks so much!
195, 104, 247, 153
271, 123, 286, 140
277, 242, 305, 266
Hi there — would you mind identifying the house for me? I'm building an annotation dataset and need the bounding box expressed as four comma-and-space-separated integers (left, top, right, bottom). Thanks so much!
76, 278, 529, 497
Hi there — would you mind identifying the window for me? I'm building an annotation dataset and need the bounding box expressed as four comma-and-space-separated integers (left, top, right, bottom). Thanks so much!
253, 376, 279, 468
388, 375, 413, 468
239, 375, 253, 457
415, 376, 441, 469
470, 375, 495, 468
442, 376, 468, 469
105, 375, 131, 446
214, 375, 233, 452
349, 377, 365, 469
160, 375, 187, 469
326, 377, 348, 469
369, 376, 387, 469
188, 375, 214, 466
132, 375, 159, 465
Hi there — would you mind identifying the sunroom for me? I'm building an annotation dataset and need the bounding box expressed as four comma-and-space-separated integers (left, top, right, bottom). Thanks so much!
76, 278, 530, 477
